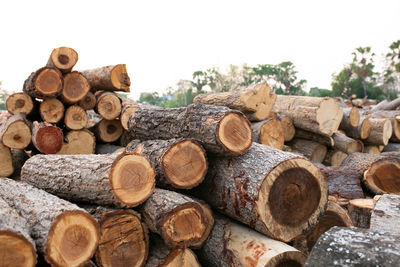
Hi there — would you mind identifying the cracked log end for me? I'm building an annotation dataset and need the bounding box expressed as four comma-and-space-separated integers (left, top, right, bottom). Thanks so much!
48, 47, 78, 73
110, 64, 131, 92
35, 68, 63, 96
364, 159, 400, 194
257, 158, 327, 242
2, 121, 31, 150
110, 152, 155, 207
162, 139, 208, 189
45, 210, 99, 267
0, 230, 36, 267
316, 98, 343, 136
62, 72, 91, 104
218, 112, 252, 155
6, 93, 34, 116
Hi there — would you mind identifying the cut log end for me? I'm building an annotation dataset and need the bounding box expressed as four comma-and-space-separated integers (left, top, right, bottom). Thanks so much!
120, 106, 138, 130
35, 68, 63, 96
383, 119, 393, 145
349, 106, 360, 127
110, 153, 155, 207
0, 230, 36, 267
280, 116, 296, 142
78, 92, 97, 110
110, 64, 131, 92
2, 121, 31, 149
258, 119, 285, 149
46, 210, 99, 267
39, 98, 65, 124
360, 118, 371, 139
97, 119, 123, 143
48, 47, 78, 72
162, 248, 200, 267
96, 93, 122, 120
6, 93, 34, 115
64, 105, 88, 130
62, 72, 91, 104
364, 159, 400, 194
218, 112, 252, 155
316, 98, 343, 136
162, 139, 208, 189
34, 125, 63, 154
57, 130, 95, 155
0, 143, 13, 177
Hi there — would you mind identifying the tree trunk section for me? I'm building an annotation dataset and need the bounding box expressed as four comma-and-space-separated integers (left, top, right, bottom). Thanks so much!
348, 198, 376, 228
6, 92, 34, 116
23, 67, 63, 99
39, 97, 65, 124
21, 152, 156, 207
383, 143, 400, 152
194, 142, 328, 242
323, 149, 347, 166
345, 116, 371, 140
120, 100, 139, 130
0, 178, 99, 266
371, 97, 400, 111
81, 64, 131, 92
243, 93, 277, 121
366, 110, 400, 141
332, 132, 364, 153
140, 188, 214, 249
294, 128, 335, 147
273, 95, 343, 136
251, 119, 284, 149
61, 71, 91, 104
78, 91, 97, 110
57, 129, 96, 155
0, 113, 32, 149
364, 118, 392, 145
127, 103, 253, 156
96, 119, 123, 143
339, 107, 360, 130
277, 114, 296, 142
370, 194, 400, 233
0, 142, 13, 177
365, 145, 381, 154
10, 149, 29, 179
64, 105, 88, 130
95, 144, 124, 154
126, 138, 207, 189
198, 213, 306, 267
31, 121, 63, 154
46, 47, 78, 73
288, 138, 327, 163
96, 91, 122, 120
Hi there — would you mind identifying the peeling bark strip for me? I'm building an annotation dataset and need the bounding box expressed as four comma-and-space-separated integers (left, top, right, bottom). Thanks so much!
273, 95, 343, 136
370, 194, 400, 234
0, 178, 99, 266
46, 47, 78, 73
81, 64, 131, 92
23, 67, 63, 99
61, 71, 91, 104
197, 213, 306, 267
0, 196, 37, 267
21, 152, 156, 207
306, 227, 400, 267
251, 118, 284, 149
39, 97, 65, 124
6, 92, 34, 116
95, 91, 122, 120
0, 113, 31, 149
0, 142, 13, 177
140, 188, 214, 249
195, 143, 328, 242
126, 138, 208, 189
31, 121, 63, 154
127, 103, 252, 155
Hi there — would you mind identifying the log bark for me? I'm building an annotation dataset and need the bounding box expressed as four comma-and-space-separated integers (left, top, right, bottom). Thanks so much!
78, 91, 97, 110
198, 213, 306, 267
277, 114, 295, 142
319, 166, 365, 200
282, 144, 292, 152
345, 116, 371, 140
332, 132, 364, 153
140, 188, 214, 249
251, 118, 284, 149
323, 149, 347, 166
95, 144, 124, 154
371, 97, 400, 111
126, 138, 207, 189
64, 105, 88, 130
0, 178, 99, 266
370, 194, 400, 233
348, 198, 375, 228
96, 119, 123, 143
95, 91, 122, 120
31, 121, 63, 154
127, 103, 253, 156
364, 145, 381, 154
383, 143, 400, 152
339, 107, 360, 130
81, 64, 131, 92
364, 118, 392, 145
39, 97, 65, 124
365, 110, 400, 141
46, 46, 78, 73
85, 109, 103, 129
21, 152, 156, 207
61, 71, 91, 104
273, 95, 343, 136
288, 138, 327, 163
0, 113, 31, 149
6, 92, 34, 116
294, 128, 335, 147
23, 67, 63, 99
57, 129, 96, 155
120, 99, 139, 130
0, 196, 36, 267
194, 142, 328, 242
305, 226, 400, 267
293, 201, 353, 254
341, 152, 400, 195
10, 149, 29, 179
0, 142, 13, 177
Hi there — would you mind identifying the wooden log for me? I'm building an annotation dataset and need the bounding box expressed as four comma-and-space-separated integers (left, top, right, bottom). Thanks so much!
61, 71, 91, 104
251, 118, 284, 149
95, 143, 124, 154
10, 149, 29, 179
140, 188, 214, 249
370, 194, 400, 233
120, 99, 139, 130
57, 129, 96, 155
81, 64, 131, 92
294, 128, 335, 147
46, 46, 78, 73
365, 145, 381, 154
341, 152, 400, 194
126, 139, 207, 189
127, 103, 253, 156
0, 142, 13, 177
364, 118, 392, 145
195, 142, 328, 242
31, 121, 63, 154
78, 91, 97, 110
348, 198, 375, 228
289, 138, 327, 163
319, 166, 365, 200
145, 235, 200, 267
96, 91, 122, 120
0, 196, 37, 267
244, 93, 277, 121
293, 201, 353, 254
365, 110, 400, 141
383, 143, 400, 152
23, 67, 63, 99
305, 227, 400, 266
0, 113, 31, 149
345, 116, 371, 140
339, 107, 360, 130
6, 92, 34, 116
273, 95, 343, 136
21, 152, 155, 207
96, 119, 123, 143
39, 97, 65, 124
0, 178, 99, 266
64, 105, 88, 130
198, 213, 306, 267
84, 206, 149, 267
277, 114, 296, 142
323, 149, 347, 166
371, 97, 400, 111
332, 132, 364, 153
85, 109, 103, 129
282, 144, 292, 152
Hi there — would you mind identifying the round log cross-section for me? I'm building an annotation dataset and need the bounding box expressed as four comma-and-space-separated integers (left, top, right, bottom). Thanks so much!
47, 47, 78, 73
61, 72, 91, 104
23, 67, 63, 99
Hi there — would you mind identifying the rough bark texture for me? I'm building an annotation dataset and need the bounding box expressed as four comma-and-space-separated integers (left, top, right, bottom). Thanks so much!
46, 46, 78, 73
370, 194, 400, 233
0, 113, 32, 149
39, 97, 65, 124
23, 67, 63, 99
294, 128, 335, 147
78, 91, 97, 110
306, 226, 400, 267
332, 133, 363, 153
95, 91, 122, 120
0, 178, 99, 266
364, 145, 381, 154
288, 138, 327, 163
10, 149, 29, 179
6, 92, 34, 116
198, 213, 306, 267
0, 142, 13, 177
127, 103, 252, 156
273, 95, 343, 136
383, 143, 400, 152
31, 121, 63, 154
95, 144, 124, 154
57, 129, 96, 155
140, 188, 214, 249
251, 119, 284, 149
348, 198, 376, 228
194, 142, 328, 242
64, 105, 88, 130
126, 138, 208, 189
21, 152, 156, 207
81, 65, 131, 92
323, 149, 347, 166
364, 118, 392, 145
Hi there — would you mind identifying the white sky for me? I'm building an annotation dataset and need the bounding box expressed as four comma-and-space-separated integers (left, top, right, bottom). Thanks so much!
0, 0, 399, 100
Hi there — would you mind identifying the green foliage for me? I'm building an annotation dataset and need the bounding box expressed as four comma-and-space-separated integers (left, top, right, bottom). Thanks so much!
0, 82, 9, 110
309, 87, 333, 97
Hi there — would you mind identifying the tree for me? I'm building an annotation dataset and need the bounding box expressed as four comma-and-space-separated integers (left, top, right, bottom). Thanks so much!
0, 82, 9, 110
381, 40, 400, 99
